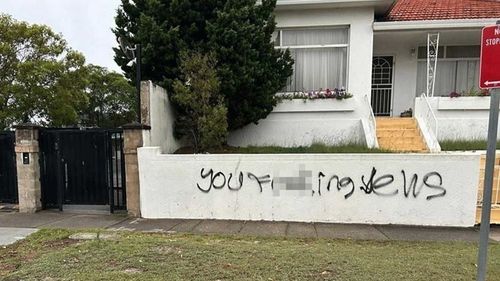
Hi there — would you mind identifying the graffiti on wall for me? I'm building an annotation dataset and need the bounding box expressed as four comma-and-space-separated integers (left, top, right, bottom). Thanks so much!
196, 166, 446, 201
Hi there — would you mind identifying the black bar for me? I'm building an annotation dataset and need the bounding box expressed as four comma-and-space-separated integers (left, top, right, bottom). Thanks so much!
120, 132, 127, 209
108, 131, 114, 213
55, 133, 63, 211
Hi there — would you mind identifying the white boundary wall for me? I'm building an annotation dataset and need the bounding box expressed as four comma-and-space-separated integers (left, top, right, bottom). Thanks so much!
140, 81, 182, 153
138, 147, 480, 227
140, 81, 377, 150
415, 96, 500, 141
228, 96, 376, 147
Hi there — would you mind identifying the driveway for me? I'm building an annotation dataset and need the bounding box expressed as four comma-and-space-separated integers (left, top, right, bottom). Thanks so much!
0, 227, 38, 246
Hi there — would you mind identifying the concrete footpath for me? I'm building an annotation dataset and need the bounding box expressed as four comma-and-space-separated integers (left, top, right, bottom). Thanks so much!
1, 210, 500, 245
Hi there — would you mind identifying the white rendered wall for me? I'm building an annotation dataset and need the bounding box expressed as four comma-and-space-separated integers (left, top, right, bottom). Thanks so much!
141, 81, 181, 153
275, 7, 374, 97
138, 147, 479, 227
373, 30, 481, 116
228, 7, 377, 147
415, 96, 500, 141
228, 97, 370, 147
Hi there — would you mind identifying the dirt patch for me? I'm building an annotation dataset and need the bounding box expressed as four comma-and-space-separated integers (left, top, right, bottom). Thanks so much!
123, 268, 143, 274
43, 238, 79, 249
152, 245, 183, 255
0, 262, 18, 274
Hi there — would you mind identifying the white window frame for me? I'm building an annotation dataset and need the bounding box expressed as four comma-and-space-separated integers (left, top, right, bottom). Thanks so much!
416, 45, 480, 96
274, 26, 350, 94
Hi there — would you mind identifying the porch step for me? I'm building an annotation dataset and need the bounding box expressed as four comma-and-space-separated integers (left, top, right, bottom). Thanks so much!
377, 117, 416, 124
377, 129, 422, 138
376, 118, 418, 129
378, 136, 424, 145
376, 118, 429, 153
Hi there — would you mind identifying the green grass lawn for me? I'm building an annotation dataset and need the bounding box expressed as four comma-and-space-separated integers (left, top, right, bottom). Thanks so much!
440, 139, 500, 151
176, 143, 390, 154
1, 229, 500, 281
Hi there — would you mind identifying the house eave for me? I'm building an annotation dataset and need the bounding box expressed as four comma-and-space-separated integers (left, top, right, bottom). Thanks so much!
275, 0, 394, 13
373, 18, 500, 32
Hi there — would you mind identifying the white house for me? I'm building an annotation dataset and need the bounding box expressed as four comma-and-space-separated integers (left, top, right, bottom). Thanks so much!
228, 0, 500, 152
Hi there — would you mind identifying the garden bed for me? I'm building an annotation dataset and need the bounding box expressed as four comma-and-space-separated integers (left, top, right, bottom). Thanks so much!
174, 143, 388, 154
440, 139, 499, 151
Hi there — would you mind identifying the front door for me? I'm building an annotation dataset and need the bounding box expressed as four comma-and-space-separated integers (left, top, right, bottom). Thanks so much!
371, 56, 394, 116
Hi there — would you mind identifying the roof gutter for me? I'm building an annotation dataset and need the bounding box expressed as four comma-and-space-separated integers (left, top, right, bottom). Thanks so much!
274, 0, 394, 11
373, 18, 500, 31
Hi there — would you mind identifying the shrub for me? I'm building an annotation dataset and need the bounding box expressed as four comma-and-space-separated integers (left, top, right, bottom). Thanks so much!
172, 52, 228, 152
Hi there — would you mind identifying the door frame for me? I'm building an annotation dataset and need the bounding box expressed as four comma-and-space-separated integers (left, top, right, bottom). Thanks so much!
371, 55, 396, 116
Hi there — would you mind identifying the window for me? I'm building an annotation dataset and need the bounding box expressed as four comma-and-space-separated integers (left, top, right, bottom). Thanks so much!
416, 45, 480, 96
274, 27, 349, 93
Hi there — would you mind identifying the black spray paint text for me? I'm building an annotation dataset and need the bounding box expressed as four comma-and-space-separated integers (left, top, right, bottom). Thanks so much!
196, 167, 446, 201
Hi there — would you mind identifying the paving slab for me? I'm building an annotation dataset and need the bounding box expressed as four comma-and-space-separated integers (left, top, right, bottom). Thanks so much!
239, 221, 288, 237
108, 218, 184, 232
0, 211, 76, 228
42, 214, 128, 229
375, 225, 480, 242
315, 223, 388, 240
0, 227, 38, 246
287, 222, 317, 238
0, 203, 18, 212
193, 220, 244, 234
169, 220, 202, 232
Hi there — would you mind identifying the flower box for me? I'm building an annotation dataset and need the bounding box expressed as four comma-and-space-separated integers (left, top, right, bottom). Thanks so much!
273, 98, 356, 113
437, 96, 492, 111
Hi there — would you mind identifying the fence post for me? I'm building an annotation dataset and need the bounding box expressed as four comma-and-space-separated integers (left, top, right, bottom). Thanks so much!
14, 123, 42, 213
122, 122, 150, 217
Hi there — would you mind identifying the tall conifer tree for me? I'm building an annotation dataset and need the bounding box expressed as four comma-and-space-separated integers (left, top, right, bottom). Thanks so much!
113, 0, 293, 130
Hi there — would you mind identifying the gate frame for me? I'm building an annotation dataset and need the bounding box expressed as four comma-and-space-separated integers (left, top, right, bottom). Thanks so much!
38, 128, 126, 213
0, 131, 18, 203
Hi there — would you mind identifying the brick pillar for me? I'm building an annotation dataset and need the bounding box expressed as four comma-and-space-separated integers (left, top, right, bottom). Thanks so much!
122, 123, 150, 217
14, 124, 41, 213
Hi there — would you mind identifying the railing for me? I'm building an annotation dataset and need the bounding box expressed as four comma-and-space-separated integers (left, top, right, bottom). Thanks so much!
420, 93, 438, 138
364, 95, 379, 148
417, 93, 440, 151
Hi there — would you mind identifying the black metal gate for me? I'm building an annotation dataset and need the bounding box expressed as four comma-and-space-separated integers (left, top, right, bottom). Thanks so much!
0, 131, 17, 203
39, 129, 126, 212
371, 56, 394, 116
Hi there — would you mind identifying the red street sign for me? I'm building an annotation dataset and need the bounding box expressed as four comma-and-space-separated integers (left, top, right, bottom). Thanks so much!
480, 25, 500, 89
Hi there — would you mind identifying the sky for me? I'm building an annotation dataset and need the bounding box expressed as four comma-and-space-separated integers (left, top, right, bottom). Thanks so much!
0, 0, 123, 72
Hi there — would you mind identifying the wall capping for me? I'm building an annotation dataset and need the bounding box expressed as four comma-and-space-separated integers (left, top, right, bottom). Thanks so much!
122, 122, 151, 130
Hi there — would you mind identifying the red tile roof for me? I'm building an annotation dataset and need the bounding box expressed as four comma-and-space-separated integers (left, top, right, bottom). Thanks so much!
386, 0, 500, 21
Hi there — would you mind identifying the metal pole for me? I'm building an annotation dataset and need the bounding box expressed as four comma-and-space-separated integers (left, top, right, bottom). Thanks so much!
55, 133, 64, 212
477, 89, 500, 281
135, 44, 141, 123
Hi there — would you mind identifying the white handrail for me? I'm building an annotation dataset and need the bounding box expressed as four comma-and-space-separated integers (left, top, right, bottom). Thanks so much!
364, 95, 379, 148
365, 95, 377, 130
420, 93, 438, 139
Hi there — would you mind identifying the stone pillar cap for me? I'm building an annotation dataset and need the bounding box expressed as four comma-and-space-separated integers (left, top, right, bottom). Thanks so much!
121, 122, 151, 130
